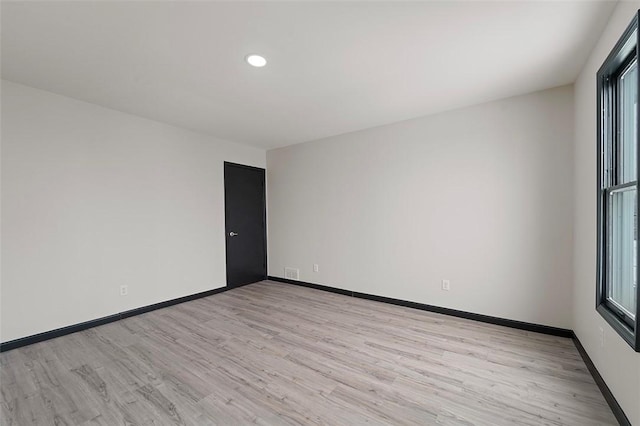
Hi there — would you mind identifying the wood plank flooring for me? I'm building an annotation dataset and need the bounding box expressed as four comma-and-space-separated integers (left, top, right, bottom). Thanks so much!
0, 280, 617, 425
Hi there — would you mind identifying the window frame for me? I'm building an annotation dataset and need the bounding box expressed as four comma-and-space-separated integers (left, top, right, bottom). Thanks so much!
596, 12, 640, 352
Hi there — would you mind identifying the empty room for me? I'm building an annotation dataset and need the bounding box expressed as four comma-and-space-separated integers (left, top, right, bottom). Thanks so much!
1, 0, 640, 425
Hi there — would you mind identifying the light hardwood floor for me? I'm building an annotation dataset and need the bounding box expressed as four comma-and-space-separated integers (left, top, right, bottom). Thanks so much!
1, 280, 617, 425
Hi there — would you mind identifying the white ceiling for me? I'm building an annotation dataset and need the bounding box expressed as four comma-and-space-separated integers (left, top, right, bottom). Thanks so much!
1, 1, 616, 149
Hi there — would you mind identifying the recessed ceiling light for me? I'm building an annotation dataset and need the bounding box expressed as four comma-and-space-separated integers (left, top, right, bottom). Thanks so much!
245, 54, 267, 68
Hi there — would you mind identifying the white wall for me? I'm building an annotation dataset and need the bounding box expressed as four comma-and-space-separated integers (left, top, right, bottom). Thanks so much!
573, 2, 640, 424
0, 80, 265, 342
268, 86, 574, 329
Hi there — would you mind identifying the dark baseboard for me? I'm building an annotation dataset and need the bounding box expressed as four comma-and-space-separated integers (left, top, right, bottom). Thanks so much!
271, 276, 354, 296
571, 333, 631, 426
268, 276, 573, 337
0, 286, 230, 353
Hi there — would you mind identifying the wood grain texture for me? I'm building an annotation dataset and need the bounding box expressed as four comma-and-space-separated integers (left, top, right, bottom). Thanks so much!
0, 280, 617, 425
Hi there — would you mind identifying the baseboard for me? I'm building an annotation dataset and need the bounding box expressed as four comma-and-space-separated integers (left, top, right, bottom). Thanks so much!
571, 333, 631, 426
0, 286, 230, 353
268, 276, 572, 337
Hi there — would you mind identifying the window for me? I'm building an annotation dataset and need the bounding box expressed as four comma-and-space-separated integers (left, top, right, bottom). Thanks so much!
597, 13, 640, 351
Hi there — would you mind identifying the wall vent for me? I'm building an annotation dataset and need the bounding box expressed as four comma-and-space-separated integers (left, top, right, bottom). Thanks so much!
284, 267, 300, 280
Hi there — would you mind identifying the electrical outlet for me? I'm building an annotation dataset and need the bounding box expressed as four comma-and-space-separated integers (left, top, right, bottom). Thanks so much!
313, 264, 319, 272
442, 280, 450, 291
120, 285, 128, 296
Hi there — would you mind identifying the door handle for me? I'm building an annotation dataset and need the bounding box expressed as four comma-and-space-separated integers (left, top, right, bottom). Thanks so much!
229, 232, 238, 237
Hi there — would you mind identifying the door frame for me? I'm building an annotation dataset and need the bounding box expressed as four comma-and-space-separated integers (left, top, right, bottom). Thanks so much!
223, 161, 268, 287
